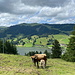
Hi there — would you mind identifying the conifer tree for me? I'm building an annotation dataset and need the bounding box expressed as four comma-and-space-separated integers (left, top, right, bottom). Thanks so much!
0, 40, 18, 54
62, 36, 75, 62
4, 41, 17, 54
51, 39, 61, 58
62, 26, 75, 62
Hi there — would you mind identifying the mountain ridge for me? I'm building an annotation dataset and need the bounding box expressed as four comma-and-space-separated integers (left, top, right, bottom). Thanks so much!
0, 23, 75, 38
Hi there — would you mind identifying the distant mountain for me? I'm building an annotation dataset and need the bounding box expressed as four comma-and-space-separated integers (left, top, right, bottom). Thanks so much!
0, 23, 75, 38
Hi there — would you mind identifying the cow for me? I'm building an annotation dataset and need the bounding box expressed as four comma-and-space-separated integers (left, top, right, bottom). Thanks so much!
31, 54, 47, 68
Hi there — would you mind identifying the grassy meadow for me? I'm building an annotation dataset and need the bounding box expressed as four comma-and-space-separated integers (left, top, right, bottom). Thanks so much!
13, 34, 69, 47
0, 54, 75, 75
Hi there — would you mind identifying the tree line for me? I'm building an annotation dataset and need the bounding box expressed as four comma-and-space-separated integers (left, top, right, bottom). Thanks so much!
25, 50, 51, 58
0, 40, 18, 54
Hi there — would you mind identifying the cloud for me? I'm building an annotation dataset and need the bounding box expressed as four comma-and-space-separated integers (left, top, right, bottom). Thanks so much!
0, 0, 75, 26
0, 0, 41, 15
22, 0, 69, 7
38, 7, 62, 18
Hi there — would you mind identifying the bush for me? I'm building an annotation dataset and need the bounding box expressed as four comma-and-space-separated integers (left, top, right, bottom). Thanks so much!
62, 50, 75, 62
25, 51, 42, 56
44, 50, 51, 58
25, 50, 51, 58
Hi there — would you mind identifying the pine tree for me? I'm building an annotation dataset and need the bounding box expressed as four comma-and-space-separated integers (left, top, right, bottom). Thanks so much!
51, 39, 61, 58
0, 40, 18, 54
62, 25, 75, 62
4, 41, 18, 54
62, 36, 75, 62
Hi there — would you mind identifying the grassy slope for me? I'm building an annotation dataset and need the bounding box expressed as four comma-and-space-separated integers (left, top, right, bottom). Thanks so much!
0, 54, 75, 75
13, 34, 69, 47
53, 34, 69, 44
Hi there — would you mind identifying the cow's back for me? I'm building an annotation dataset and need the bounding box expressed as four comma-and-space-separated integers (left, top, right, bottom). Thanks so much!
34, 54, 47, 60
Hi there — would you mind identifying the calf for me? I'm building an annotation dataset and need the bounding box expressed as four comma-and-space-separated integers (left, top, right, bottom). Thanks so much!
39, 59, 45, 69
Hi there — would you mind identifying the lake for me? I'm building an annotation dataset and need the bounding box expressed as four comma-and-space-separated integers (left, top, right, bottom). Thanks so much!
17, 47, 51, 55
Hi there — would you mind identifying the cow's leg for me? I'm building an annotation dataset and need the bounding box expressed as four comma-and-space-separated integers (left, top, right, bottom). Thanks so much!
43, 62, 45, 69
37, 61, 39, 68
45, 60, 46, 67
34, 62, 36, 66
43, 64, 45, 69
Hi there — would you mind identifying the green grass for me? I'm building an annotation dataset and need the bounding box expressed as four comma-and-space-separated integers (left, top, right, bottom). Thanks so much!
34, 34, 69, 46
53, 34, 69, 44
0, 54, 75, 75
24, 43, 33, 47
35, 37, 48, 45
12, 34, 70, 47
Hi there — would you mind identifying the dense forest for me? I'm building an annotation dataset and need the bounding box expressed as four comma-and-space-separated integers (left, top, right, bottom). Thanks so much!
0, 23, 74, 38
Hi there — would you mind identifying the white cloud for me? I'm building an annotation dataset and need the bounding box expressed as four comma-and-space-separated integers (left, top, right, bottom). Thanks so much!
38, 7, 62, 17
54, 0, 75, 23
0, 0, 75, 26
24, 16, 44, 23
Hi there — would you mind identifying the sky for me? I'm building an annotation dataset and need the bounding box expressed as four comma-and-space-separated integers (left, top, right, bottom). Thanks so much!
0, 0, 75, 26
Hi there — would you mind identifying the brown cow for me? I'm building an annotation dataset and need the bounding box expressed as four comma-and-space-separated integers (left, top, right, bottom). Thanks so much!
31, 54, 47, 68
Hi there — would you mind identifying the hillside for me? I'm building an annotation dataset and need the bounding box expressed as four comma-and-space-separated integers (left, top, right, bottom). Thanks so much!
0, 26, 7, 38
0, 54, 75, 75
0, 23, 74, 38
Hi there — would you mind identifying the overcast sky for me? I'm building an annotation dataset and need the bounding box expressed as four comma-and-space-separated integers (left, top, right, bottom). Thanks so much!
0, 0, 75, 26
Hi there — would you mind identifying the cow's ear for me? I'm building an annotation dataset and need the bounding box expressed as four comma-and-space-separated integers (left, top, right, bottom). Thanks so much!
31, 56, 33, 58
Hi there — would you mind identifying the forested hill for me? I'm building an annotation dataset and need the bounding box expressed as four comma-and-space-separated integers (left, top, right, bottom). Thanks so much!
0, 23, 75, 38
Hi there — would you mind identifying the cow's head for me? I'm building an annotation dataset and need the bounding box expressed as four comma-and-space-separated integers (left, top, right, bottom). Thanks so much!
31, 56, 36, 62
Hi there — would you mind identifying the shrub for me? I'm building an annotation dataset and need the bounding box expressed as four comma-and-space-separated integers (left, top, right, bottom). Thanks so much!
44, 50, 51, 58
25, 51, 42, 56
25, 50, 51, 58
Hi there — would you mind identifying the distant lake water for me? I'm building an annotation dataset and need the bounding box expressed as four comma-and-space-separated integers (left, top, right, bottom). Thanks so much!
17, 47, 51, 55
